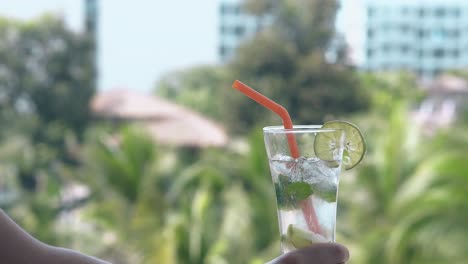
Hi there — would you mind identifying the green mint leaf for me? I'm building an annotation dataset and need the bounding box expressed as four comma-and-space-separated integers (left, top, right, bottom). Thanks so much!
285, 182, 313, 200
275, 175, 313, 210
311, 182, 337, 202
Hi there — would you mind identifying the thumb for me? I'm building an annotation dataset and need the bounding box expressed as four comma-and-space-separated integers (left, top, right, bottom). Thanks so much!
267, 243, 349, 264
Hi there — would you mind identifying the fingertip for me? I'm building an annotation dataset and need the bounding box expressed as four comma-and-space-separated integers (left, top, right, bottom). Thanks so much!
333, 243, 350, 262
279, 253, 301, 264
299, 243, 350, 263
270, 243, 350, 264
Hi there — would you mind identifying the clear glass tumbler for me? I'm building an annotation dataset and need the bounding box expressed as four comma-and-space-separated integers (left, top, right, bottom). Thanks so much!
263, 125, 345, 253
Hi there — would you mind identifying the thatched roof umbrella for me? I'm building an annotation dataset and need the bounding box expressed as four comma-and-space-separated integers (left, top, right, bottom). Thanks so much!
90, 90, 227, 147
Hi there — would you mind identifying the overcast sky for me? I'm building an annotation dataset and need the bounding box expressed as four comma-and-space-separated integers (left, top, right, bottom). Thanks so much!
0, 0, 363, 92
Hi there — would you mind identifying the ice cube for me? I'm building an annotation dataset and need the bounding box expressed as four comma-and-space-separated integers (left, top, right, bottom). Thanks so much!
270, 155, 295, 179
271, 156, 339, 200
272, 154, 294, 162
301, 160, 338, 202
301, 160, 336, 182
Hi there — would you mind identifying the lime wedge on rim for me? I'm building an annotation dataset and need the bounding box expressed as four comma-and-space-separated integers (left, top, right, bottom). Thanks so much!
314, 121, 366, 170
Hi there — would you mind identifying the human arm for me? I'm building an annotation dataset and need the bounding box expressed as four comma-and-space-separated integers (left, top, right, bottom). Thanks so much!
0, 208, 110, 264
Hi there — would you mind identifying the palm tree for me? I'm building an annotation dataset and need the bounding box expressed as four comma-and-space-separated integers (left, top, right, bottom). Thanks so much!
338, 102, 468, 264
80, 125, 163, 263
81, 125, 281, 264
148, 128, 279, 264
0, 134, 70, 245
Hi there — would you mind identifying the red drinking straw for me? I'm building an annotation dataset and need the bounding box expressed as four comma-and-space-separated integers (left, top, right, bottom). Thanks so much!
232, 80, 321, 235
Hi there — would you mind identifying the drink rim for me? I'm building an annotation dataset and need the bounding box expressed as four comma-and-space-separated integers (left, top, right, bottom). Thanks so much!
263, 125, 342, 134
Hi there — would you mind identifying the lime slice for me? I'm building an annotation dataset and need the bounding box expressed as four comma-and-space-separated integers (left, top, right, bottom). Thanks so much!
315, 121, 366, 170
283, 224, 328, 249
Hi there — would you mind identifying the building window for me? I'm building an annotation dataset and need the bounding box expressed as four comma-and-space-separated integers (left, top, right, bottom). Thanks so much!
419, 8, 426, 17
433, 48, 445, 58
234, 26, 245, 36
367, 28, 374, 38
234, 6, 241, 15
367, 48, 374, 58
368, 7, 375, 17
219, 45, 227, 56
401, 45, 409, 53
220, 4, 227, 14
418, 29, 426, 38
435, 8, 446, 17
454, 8, 461, 17
453, 50, 460, 57
220, 4, 241, 15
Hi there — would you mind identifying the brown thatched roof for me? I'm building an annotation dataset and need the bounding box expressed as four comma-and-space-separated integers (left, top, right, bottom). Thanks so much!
90, 90, 227, 147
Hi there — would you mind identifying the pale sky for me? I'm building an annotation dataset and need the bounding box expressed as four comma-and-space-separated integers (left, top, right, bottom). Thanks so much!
0, 0, 362, 92
337, 0, 365, 65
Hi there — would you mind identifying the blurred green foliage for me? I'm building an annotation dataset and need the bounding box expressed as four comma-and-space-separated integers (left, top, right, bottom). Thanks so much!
1, 1, 468, 264
225, 0, 369, 133
155, 0, 369, 134
0, 14, 95, 245
76, 127, 277, 263
0, 15, 95, 136
155, 66, 230, 122
338, 73, 468, 264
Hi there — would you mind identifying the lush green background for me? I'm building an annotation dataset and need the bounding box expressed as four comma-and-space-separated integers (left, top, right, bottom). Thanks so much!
1, 1, 468, 263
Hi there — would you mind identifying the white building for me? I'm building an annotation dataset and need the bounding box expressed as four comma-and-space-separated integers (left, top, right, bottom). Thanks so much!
365, 0, 468, 79
218, 0, 265, 62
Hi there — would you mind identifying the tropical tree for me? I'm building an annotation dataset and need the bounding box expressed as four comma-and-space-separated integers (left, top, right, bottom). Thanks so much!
79, 126, 161, 263
155, 65, 231, 122
0, 133, 73, 244
79, 124, 282, 264
337, 73, 468, 264
0, 14, 96, 247
0, 15, 95, 141
166, 128, 279, 264
224, 0, 369, 133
